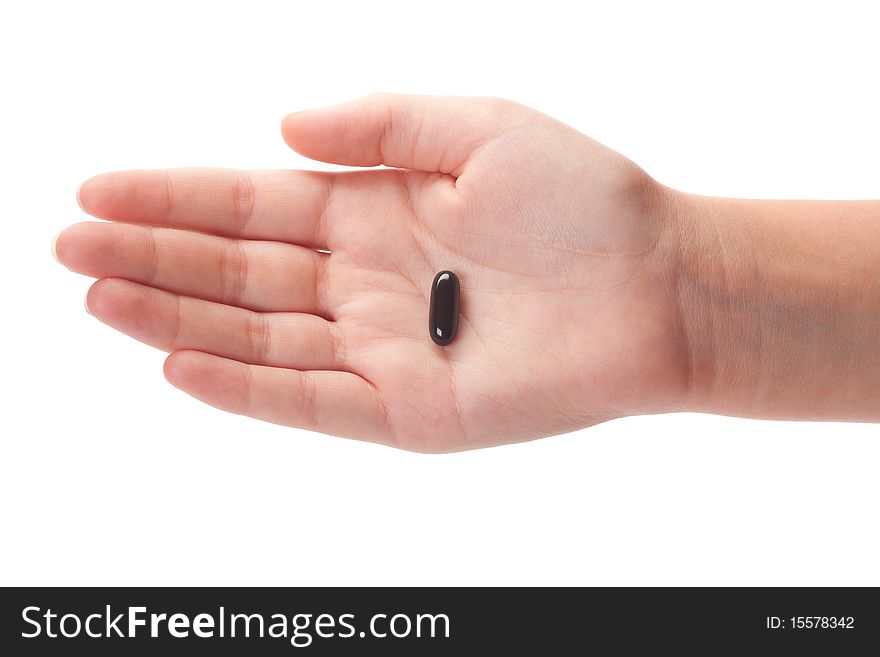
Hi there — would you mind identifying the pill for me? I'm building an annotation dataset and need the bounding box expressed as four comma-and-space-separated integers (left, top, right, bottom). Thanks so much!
429, 270, 460, 346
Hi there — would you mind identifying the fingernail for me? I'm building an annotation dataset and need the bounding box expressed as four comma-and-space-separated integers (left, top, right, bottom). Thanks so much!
51, 232, 62, 264
84, 291, 93, 316
283, 109, 313, 122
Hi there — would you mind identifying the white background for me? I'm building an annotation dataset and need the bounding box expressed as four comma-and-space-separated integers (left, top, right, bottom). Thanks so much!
1, 0, 878, 586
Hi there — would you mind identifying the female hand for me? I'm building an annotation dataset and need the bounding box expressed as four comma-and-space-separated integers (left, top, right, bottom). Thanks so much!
54, 94, 686, 451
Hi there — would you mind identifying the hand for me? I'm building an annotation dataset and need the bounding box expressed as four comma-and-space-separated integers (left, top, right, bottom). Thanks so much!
54, 94, 687, 451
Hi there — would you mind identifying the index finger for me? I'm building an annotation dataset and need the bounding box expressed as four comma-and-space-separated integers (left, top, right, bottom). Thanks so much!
77, 168, 333, 249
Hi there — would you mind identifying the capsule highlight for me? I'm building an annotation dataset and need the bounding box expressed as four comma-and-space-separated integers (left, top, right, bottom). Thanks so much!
429, 270, 460, 346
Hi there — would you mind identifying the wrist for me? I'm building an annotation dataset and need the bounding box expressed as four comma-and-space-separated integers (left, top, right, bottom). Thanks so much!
657, 187, 735, 415
633, 180, 715, 415
660, 188, 880, 421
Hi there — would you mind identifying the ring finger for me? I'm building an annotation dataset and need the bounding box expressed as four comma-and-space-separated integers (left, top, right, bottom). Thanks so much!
55, 221, 329, 315
85, 278, 347, 372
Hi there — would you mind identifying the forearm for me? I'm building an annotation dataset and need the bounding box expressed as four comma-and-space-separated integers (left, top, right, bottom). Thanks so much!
665, 188, 880, 421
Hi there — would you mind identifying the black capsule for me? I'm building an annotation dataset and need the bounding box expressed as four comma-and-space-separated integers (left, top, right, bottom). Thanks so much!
429, 270, 460, 346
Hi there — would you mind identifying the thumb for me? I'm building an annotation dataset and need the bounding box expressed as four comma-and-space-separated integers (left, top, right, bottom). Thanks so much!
281, 93, 525, 175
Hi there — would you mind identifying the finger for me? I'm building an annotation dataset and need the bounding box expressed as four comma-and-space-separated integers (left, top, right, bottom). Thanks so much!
86, 278, 345, 371
77, 168, 333, 248
164, 350, 391, 445
56, 222, 328, 315
282, 93, 527, 175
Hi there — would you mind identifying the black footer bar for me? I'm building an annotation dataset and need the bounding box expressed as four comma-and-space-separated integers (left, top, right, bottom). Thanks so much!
2, 587, 877, 654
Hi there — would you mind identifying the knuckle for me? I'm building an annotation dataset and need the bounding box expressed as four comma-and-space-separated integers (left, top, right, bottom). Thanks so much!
162, 171, 175, 223
233, 171, 256, 233
248, 312, 272, 363
298, 372, 320, 429
222, 240, 249, 305
143, 227, 161, 284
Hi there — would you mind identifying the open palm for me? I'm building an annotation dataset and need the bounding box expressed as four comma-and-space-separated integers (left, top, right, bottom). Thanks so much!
56, 95, 686, 451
